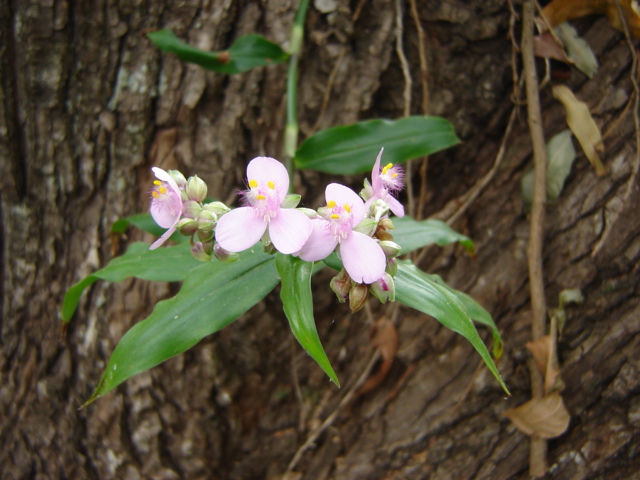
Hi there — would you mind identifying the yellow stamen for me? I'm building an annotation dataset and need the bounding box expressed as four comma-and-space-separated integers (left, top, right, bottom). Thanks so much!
267, 181, 275, 189
153, 180, 162, 186
327, 200, 336, 208
159, 187, 167, 194
392, 173, 398, 178
344, 204, 351, 213
382, 163, 394, 174
249, 179, 258, 188
256, 194, 266, 200
330, 214, 340, 219
151, 191, 160, 199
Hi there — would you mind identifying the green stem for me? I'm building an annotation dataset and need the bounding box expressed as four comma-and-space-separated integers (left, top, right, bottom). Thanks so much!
283, 0, 309, 188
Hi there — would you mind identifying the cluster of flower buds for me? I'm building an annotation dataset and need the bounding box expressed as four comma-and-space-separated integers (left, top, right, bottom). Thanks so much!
149, 148, 405, 311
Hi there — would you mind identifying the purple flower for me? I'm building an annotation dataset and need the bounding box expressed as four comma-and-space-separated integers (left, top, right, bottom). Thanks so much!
297, 183, 386, 284
149, 167, 184, 250
215, 157, 312, 254
363, 148, 405, 217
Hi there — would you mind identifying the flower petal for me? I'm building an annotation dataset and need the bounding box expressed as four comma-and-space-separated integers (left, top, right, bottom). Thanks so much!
269, 208, 313, 254
152, 167, 181, 196
325, 183, 365, 224
297, 218, 338, 262
371, 148, 384, 192
150, 225, 177, 250
215, 207, 267, 252
340, 231, 386, 284
387, 195, 405, 217
247, 157, 289, 200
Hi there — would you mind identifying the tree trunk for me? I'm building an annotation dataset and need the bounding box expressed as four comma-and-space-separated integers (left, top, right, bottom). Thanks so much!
2, 0, 639, 479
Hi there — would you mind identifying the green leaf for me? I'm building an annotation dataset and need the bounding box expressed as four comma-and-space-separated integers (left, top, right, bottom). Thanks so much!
61, 242, 200, 323
394, 261, 509, 394
111, 213, 165, 237
276, 254, 340, 387
148, 30, 289, 74
392, 216, 474, 255
84, 248, 279, 406
554, 23, 598, 78
294, 116, 460, 174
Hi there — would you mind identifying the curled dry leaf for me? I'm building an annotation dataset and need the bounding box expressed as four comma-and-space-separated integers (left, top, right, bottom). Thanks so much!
552, 85, 606, 176
356, 318, 398, 397
526, 335, 563, 395
542, 0, 640, 38
503, 392, 571, 439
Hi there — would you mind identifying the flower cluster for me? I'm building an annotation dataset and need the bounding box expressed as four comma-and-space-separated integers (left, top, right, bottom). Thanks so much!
149, 148, 405, 311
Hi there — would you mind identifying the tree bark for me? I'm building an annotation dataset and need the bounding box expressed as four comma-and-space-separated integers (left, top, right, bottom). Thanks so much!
2, 1, 639, 479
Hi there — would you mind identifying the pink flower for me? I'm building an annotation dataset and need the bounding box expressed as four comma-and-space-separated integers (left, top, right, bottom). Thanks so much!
364, 148, 405, 217
297, 183, 386, 284
149, 167, 184, 250
215, 157, 312, 254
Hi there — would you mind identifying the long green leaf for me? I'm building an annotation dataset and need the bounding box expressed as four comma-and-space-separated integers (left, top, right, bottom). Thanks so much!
148, 30, 289, 74
392, 216, 474, 255
276, 254, 339, 386
294, 116, 460, 174
61, 242, 200, 323
395, 262, 509, 394
84, 248, 279, 406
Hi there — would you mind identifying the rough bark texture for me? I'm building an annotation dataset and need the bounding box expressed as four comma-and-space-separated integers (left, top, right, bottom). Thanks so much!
1, 0, 639, 479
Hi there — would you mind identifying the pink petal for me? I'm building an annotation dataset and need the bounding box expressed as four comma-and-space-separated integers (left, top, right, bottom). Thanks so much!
340, 231, 386, 284
269, 208, 312, 254
297, 219, 338, 262
215, 207, 267, 252
150, 225, 177, 250
152, 167, 181, 196
371, 148, 384, 192
247, 157, 289, 200
387, 195, 405, 217
150, 195, 182, 228
325, 183, 365, 223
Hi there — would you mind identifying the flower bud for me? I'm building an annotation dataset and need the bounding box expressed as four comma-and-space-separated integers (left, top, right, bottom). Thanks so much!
379, 218, 395, 231
353, 218, 378, 236
330, 269, 351, 303
297, 207, 319, 219
385, 257, 398, 277
168, 170, 187, 190
369, 273, 395, 303
378, 240, 402, 258
214, 244, 239, 262
197, 229, 214, 243
349, 283, 369, 313
186, 175, 208, 202
203, 201, 230, 216
191, 241, 211, 262
177, 217, 198, 236
197, 209, 217, 232
182, 200, 202, 219
375, 222, 394, 242
281, 194, 301, 208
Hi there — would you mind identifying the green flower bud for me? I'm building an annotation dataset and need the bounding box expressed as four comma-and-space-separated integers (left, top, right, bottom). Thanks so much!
191, 241, 211, 262
378, 240, 402, 258
281, 194, 301, 208
297, 208, 319, 219
197, 229, 214, 243
182, 200, 202, 219
168, 169, 187, 190
197, 210, 217, 232
330, 269, 351, 303
214, 244, 239, 262
186, 175, 208, 202
369, 273, 395, 303
177, 217, 198, 236
203, 201, 230, 216
353, 218, 378, 236
349, 283, 369, 313
386, 258, 398, 277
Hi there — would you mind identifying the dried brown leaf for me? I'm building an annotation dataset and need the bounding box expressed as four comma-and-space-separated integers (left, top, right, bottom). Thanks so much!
503, 392, 571, 439
553, 85, 606, 176
542, 0, 640, 38
526, 335, 562, 394
534, 31, 569, 63
356, 318, 398, 397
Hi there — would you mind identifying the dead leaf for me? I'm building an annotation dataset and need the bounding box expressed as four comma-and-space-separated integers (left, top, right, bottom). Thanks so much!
356, 318, 398, 397
542, 0, 640, 38
552, 85, 606, 176
534, 31, 570, 63
503, 392, 571, 439
554, 23, 598, 78
526, 335, 563, 394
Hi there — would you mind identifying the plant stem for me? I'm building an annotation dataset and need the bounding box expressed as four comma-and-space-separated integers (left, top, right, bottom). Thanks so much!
283, 0, 310, 187
522, 1, 548, 476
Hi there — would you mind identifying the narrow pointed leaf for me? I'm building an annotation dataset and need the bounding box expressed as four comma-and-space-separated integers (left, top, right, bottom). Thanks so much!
276, 254, 340, 387
392, 216, 474, 255
148, 30, 289, 74
84, 248, 279, 406
395, 261, 509, 394
295, 116, 459, 174
62, 242, 200, 323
